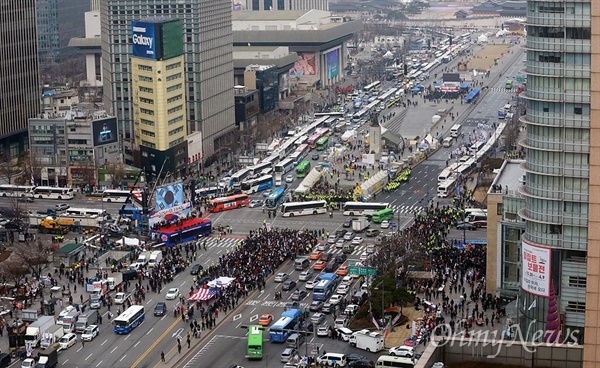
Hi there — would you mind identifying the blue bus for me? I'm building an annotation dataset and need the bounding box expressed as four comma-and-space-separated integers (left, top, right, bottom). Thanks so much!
313, 273, 339, 301
119, 206, 143, 221
114, 306, 145, 334
269, 309, 303, 342
241, 175, 273, 195
150, 218, 212, 246
265, 188, 286, 211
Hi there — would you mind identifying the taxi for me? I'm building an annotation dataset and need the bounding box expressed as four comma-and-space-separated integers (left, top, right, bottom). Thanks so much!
258, 314, 273, 326
309, 250, 323, 260
313, 260, 327, 270
336, 265, 349, 276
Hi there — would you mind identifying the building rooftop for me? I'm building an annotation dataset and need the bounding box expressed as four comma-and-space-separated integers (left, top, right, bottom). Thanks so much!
489, 159, 525, 195
232, 10, 310, 21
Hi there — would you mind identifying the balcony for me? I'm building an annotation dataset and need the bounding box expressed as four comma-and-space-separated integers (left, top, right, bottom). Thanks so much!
527, 36, 591, 54
521, 135, 563, 151
521, 227, 563, 248
521, 183, 563, 201
520, 112, 590, 129
522, 158, 563, 176
527, 14, 590, 28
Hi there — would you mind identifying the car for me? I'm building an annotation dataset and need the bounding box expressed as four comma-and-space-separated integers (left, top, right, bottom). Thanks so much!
298, 270, 313, 281
336, 284, 350, 295
286, 175, 294, 183
284, 301, 300, 310
343, 231, 355, 240
59, 333, 77, 349
389, 345, 415, 357
313, 260, 326, 270
349, 360, 375, 368
366, 229, 380, 237
262, 190, 272, 197
274, 273, 289, 282
336, 265, 349, 276
344, 304, 360, 315
380, 220, 390, 229
329, 294, 344, 305
249, 199, 263, 208
352, 237, 364, 245
309, 250, 323, 260
18, 197, 34, 203
327, 235, 338, 244
309, 301, 324, 312
114, 292, 128, 305
81, 324, 99, 341
311, 312, 326, 324
291, 289, 308, 301
22, 358, 36, 368
281, 347, 298, 363
305, 279, 317, 289
282, 280, 297, 291
335, 229, 347, 237
456, 222, 477, 230
154, 302, 167, 316
322, 302, 333, 313
334, 254, 347, 264
320, 252, 332, 262
258, 313, 273, 326
165, 288, 179, 300
190, 264, 203, 275
317, 243, 330, 252
343, 219, 352, 228
311, 153, 320, 160
341, 275, 353, 285
359, 252, 368, 261
335, 239, 345, 248
316, 324, 329, 337
366, 244, 376, 254
55, 203, 70, 211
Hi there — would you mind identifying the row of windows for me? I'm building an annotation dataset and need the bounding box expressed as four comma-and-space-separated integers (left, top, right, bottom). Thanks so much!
140, 119, 154, 126
168, 105, 183, 114
528, 26, 591, 40
529, 2, 590, 16
166, 73, 181, 82
140, 97, 154, 104
528, 125, 590, 142
166, 62, 181, 70
139, 86, 153, 93
140, 108, 154, 116
528, 75, 590, 90
138, 64, 152, 72
68, 139, 88, 145
167, 94, 183, 104
527, 150, 589, 166
169, 137, 184, 148
168, 115, 184, 125
529, 100, 589, 116
168, 126, 184, 136
141, 129, 155, 137
167, 83, 182, 93
139, 75, 153, 82
141, 140, 156, 149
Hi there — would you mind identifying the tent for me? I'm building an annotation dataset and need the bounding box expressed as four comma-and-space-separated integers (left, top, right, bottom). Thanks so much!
477, 34, 488, 43
294, 167, 323, 194
360, 170, 389, 197
207, 276, 235, 289
116, 237, 141, 247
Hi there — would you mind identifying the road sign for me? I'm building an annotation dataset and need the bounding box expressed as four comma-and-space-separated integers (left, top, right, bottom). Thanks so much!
348, 266, 377, 276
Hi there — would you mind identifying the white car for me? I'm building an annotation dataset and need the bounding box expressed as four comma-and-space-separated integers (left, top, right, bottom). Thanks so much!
341, 276, 353, 285
343, 232, 355, 241
336, 284, 350, 295
389, 345, 415, 357
344, 304, 359, 315
305, 279, 317, 290
59, 333, 77, 349
329, 294, 343, 305
316, 324, 330, 337
335, 239, 345, 248
82, 324, 99, 341
298, 271, 313, 282
286, 174, 294, 183
274, 273, 289, 283
380, 220, 390, 229
21, 359, 35, 368
359, 252, 368, 261
366, 244, 376, 254
114, 292, 128, 305
351, 237, 364, 245
165, 288, 179, 300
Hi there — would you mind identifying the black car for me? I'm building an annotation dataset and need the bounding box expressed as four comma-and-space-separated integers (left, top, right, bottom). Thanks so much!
300, 321, 314, 332
154, 302, 167, 316
346, 354, 369, 364
343, 219, 352, 228
311, 153, 320, 160
456, 222, 477, 231
190, 264, 203, 275
18, 197, 34, 203
334, 254, 347, 264
282, 280, 297, 291
349, 360, 375, 368
309, 301, 324, 312
291, 289, 308, 301
321, 253, 332, 262
335, 229, 347, 238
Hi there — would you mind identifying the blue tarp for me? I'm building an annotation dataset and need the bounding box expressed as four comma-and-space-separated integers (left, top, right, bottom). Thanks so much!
460, 83, 469, 90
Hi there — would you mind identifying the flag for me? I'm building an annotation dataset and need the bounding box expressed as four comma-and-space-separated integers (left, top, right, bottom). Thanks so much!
371, 316, 380, 330
528, 299, 537, 311
384, 316, 393, 338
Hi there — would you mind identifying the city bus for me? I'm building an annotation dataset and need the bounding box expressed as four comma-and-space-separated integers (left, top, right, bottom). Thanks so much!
246, 325, 264, 359
247, 162, 272, 179
0, 185, 34, 198
371, 208, 395, 223
505, 80, 513, 89
209, 194, 250, 212
274, 158, 296, 179
281, 200, 327, 217
65, 208, 107, 217
377, 88, 398, 103
230, 169, 251, 189
289, 151, 303, 165
195, 186, 221, 199
295, 160, 311, 178
307, 128, 330, 149
313, 273, 339, 301
241, 175, 273, 194
315, 136, 329, 151
437, 177, 458, 198
352, 108, 371, 123
113, 305, 145, 334
265, 188, 286, 211
32, 186, 75, 200
150, 217, 212, 246
119, 206, 143, 221
269, 309, 303, 342
364, 81, 381, 94
314, 112, 344, 119
342, 202, 389, 216
295, 144, 311, 161
101, 189, 140, 203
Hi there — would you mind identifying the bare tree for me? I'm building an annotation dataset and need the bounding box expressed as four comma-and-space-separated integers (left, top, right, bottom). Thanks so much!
0, 152, 17, 185
0, 256, 29, 287
105, 162, 126, 188
11, 239, 53, 278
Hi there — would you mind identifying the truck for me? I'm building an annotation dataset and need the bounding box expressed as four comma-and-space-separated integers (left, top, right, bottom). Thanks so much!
7, 320, 27, 356
22, 309, 42, 323
36, 347, 58, 368
38, 219, 71, 234
24, 316, 55, 348
136, 251, 150, 267
75, 310, 98, 333
352, 217, 370, 233
147, 251, 162, 268
40, 324, 64, 349
349, 329, 385, 352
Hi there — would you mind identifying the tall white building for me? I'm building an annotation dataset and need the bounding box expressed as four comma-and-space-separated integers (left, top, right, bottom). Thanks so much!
244, 0, 328, 11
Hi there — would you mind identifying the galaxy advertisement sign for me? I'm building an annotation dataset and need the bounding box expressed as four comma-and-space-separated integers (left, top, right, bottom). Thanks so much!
132, 21, 157, 59
326, 49, 340, 80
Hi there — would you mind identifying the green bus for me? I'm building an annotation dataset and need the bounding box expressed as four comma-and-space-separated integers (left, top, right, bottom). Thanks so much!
296, 160, 311, 178
505, 80, 513, 89
247, 325, 263, 359
371, 208, 394, 223
316, 136, 329, 151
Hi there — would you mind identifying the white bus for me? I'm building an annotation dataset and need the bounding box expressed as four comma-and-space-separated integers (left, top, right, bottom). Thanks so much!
0, 185, 34, 198
274, 158, 296, 178
247, 162, 272, 178
281, 200, 327, 217
342, 202, 389, 216
102, 189, 139, 203
437, 177, 458, 198
230, 169, 251, 189
195, 186, 221, 198
450, 124, 462, 138
377, 88, 398, 103
65, 208, 108, 217
241, 175, 273, 194
352, 108, 371, 123
32, 186, 74, 200
376, 355, 415, 367
363, 81, 381, 94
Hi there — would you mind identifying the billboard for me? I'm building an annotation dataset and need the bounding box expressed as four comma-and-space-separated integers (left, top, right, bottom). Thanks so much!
155, 183, 185, 211
289, 52, 316, 76
326, 49, 340, 79
521, 240, 551, 297
279, 73, 290, 92
92, 117, 118, 146
132, 21, 157, 59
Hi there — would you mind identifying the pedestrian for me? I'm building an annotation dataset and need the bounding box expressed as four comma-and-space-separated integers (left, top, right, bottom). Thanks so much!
161, 351, 165, 362
177, 342, 182, 354
82, 339, 85, 348
187, 334, 191, 348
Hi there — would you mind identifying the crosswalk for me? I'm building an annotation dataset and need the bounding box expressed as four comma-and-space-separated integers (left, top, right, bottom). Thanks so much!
390, 204, 424, 215
488, 87, 519, 93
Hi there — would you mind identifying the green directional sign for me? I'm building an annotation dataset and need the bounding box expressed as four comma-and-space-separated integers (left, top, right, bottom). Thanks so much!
348, 267, 377, 276
516, 75, 526, 83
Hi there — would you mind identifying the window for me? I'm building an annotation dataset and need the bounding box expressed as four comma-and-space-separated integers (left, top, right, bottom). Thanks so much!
141, 130, 155, 137
140, 108, 154, 116
566, 27, 591, 40
139, 86, 153, 93
138, 65, 152, 72
140, 97, 154, 104
139, 75, 153, 82
141, 140, 156, 148
169, 138, 184, 148
168, 127, 184, 136
167, 95, 182, 104
167, 84, 182, 93
168, 105, 183, 114
166, 73, 181, 82
140, 119, 155, 126
68, 139, 88, 145
565, 301, 585, 313
168, 116, 183, 125
574, 107, 582, 115
166, 62, 181, 70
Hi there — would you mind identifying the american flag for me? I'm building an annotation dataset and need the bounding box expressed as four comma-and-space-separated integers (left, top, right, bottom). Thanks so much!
187, 288, 216, 301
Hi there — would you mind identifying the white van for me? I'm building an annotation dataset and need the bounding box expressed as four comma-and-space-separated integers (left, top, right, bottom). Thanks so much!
470, 141, 485, 155
442, 137, 453, 147
317, 353, 347, 367
148, 251, 162, 268
450, 124, 461, 138
376, 355, 415, 367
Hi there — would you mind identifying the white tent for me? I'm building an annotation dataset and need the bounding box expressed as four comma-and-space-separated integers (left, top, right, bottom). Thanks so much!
477, 34, 488, 43
341, 130, 356, 142
207, 277, 235, 288
383, 51, 394, 59
294, 167, 322, 194
116, 237, 141, 247
360, 170, 389, 197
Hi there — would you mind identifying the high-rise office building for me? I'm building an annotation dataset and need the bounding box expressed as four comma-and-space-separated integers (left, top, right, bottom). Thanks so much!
244, 0, 328, 11
101, 0, 235, 165
0, 0, 40, 156
519, 0, 591, 347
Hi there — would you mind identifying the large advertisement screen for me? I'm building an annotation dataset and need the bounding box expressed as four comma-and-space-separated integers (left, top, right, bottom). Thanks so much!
92, 118, 118, 146
289, 52, 316, 76
326, 49, 340, 79
521, 240, 551, 297
132, 21, 157, 59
